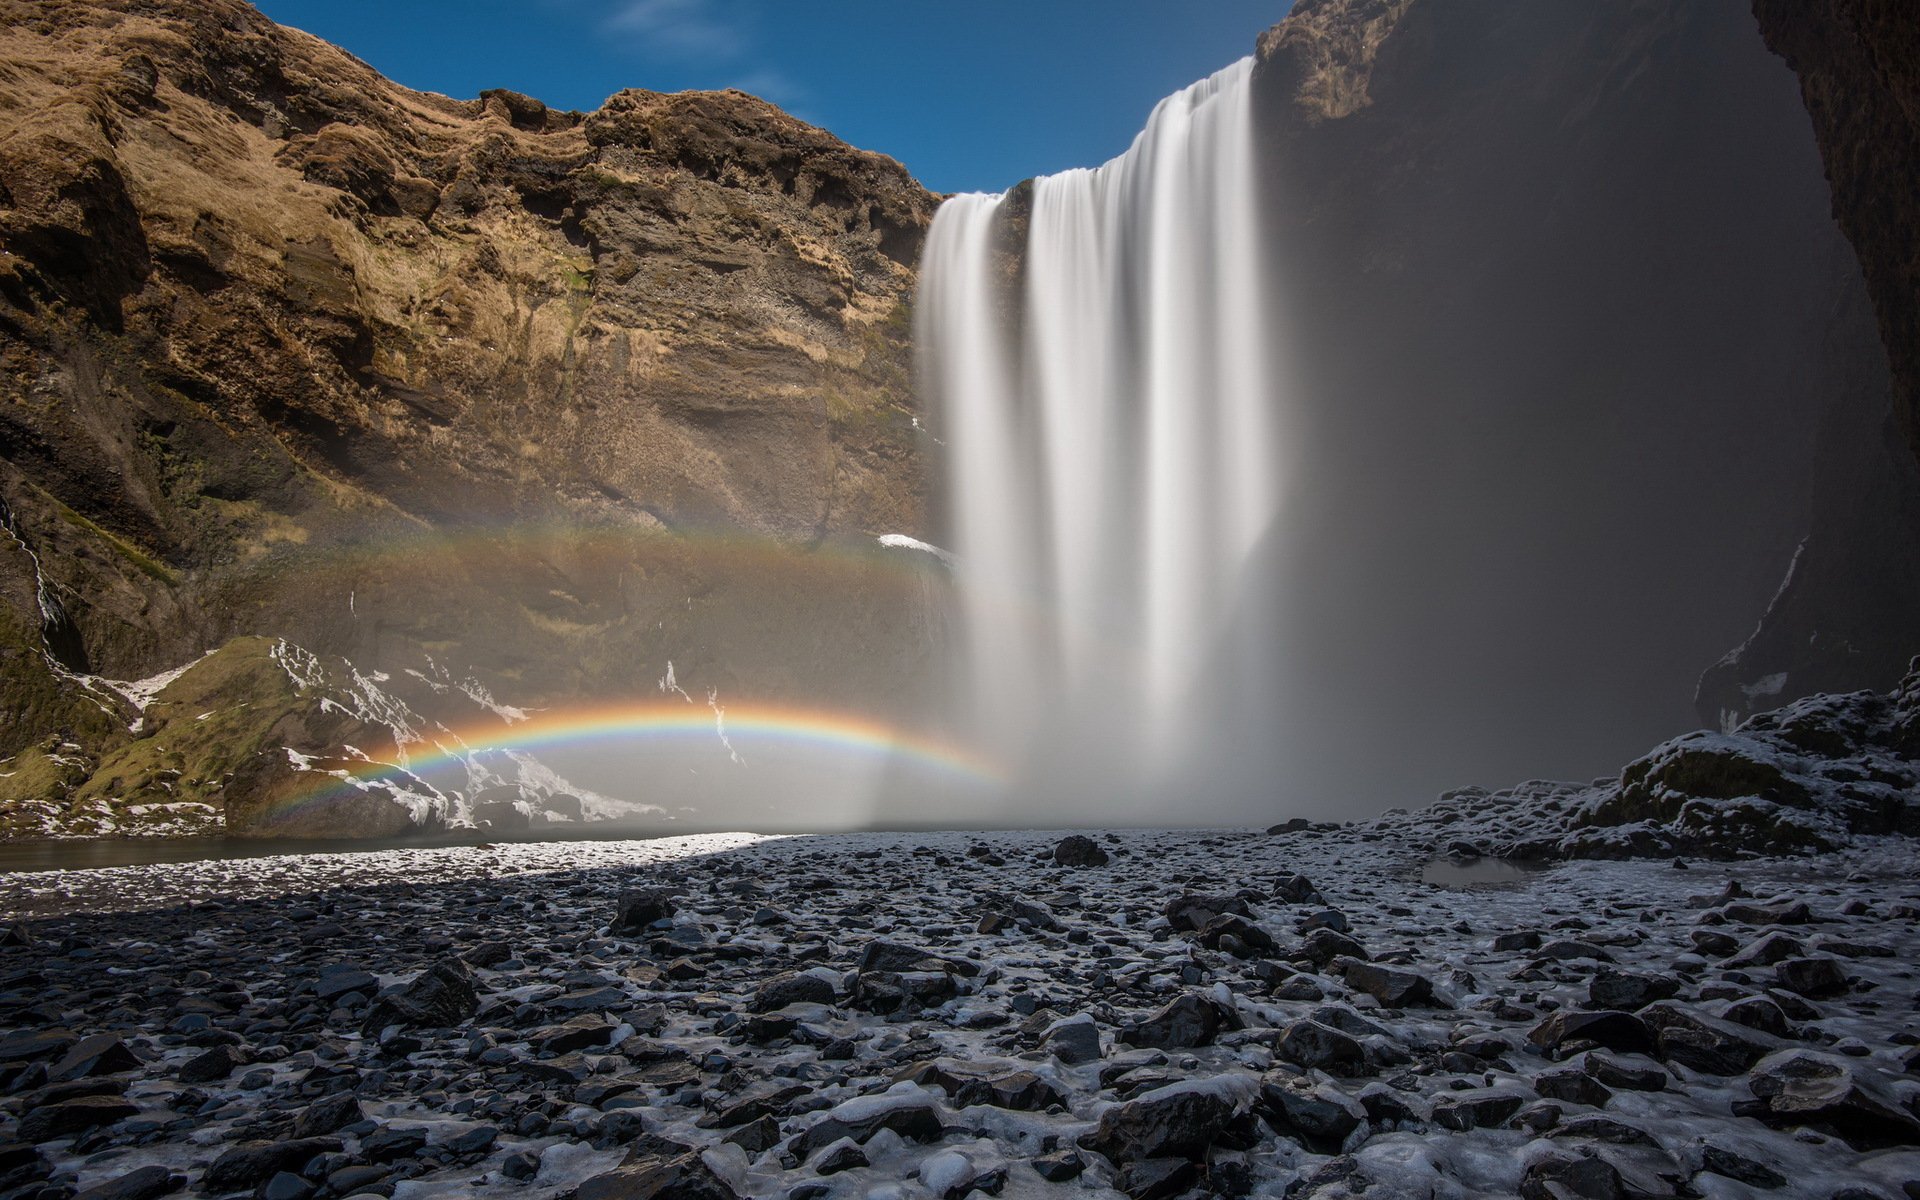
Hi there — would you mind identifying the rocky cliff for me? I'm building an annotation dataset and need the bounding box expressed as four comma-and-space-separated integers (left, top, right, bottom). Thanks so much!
1245, 0, 1920, 809
0, 0, 946, 835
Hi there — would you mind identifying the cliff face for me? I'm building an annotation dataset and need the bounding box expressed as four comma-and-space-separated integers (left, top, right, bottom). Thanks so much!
1245, 0, 1919, 807
1751, 0, 1920, 465
0, 0, 946, 833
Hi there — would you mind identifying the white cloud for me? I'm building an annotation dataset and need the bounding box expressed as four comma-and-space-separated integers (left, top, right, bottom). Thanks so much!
604, 0, 743, 59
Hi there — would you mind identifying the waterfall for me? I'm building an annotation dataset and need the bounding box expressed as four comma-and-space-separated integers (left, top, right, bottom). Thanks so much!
916, 58, 1280, 810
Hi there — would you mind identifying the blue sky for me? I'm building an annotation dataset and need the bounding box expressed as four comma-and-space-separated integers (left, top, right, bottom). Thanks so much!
251, 0, 1292, 195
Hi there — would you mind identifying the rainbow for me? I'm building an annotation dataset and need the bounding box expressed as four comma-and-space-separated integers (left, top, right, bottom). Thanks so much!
275, 701, 1007, 825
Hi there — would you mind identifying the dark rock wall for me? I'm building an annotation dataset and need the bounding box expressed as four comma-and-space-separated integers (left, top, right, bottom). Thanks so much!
1245, 0, 1912, 810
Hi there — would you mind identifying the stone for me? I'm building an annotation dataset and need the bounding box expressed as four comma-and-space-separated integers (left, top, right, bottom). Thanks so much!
199, 1139, 344, 1193
814, 1138, 867, 1174
1518, 1154, 1626, 1200
1341, 960, 1438, 1008
723, 1116, 782, 1154
1535, 1067, 1613, 1108
1301, 928, 1368, 967
1640, 1002, 1781, 1075
613, 890, 678, 934
1699, 1143, 1786, 1188
47, 1035, 142, 1082
314, 966, 380, 1002
1118, 993, 1239, 1050
788, 1099, 944, 1159
1117, 1158, 1199, 1200
1081, 1084, 1246, 1163
575, 1151, 739, 1200
1745, 1049, 1920, 1149
361, 957, 478, 1034
1774, 956, 1848, 998
1162, 894, 1250, 933
1053, 835, 1109, 867
1031, 1151, 1084, 1182
1431, 1088, 1528, 1132
750, 972, 836, 1013
291, 1094, 364, 1140
1259, 1078, 1365, 1153
952, 1071, 1065, 1112
1587, 968, 1679, 1011
72, 1165, 183, 1200
1527, 1010, 1654, 1057
177, 1044, 245, 1083
1277, 1020, 1369, 1077
1197, 913, 1277, 956
1046, 1015, 1103, 1065
18, 1094, 138, 1142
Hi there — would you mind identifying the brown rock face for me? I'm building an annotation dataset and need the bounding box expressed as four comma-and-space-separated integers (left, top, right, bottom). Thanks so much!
0, 0, 948, 831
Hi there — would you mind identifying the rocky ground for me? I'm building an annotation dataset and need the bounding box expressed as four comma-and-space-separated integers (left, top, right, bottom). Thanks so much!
0, 827, 1917, 1200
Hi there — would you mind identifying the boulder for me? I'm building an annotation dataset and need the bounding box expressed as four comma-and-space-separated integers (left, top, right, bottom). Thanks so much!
1118, 994, 1240, 1051
1053, 835, 1109, 866
361, 957, 478, 1034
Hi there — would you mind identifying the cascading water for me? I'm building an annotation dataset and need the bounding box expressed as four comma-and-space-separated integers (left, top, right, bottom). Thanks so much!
917, 58, 1282, 812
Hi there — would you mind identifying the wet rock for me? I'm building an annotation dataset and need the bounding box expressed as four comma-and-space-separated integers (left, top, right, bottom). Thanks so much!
1163, 894, 1250, 933
812, 1138, 868, 1175
575, 1150, 739, 1200
1117, 1157, 1199, 1200
723, 1116, 782, 1154
1518, 1153, 1627, 1200
1301, 928, 1368, 967
1587, 969, 1679, 1011
1640, 1002, 1781, 1075
1340, 960, 1437, 1008
462, 941, 513, 968
1536, 1067, 1613, 1108
314, 965, 380, 1002
18, 1093, 137, 1142
1727, 932, 1806, 968
47, 1035, 142, 1082
361, 957, 478, 1034
1698, 1143, 1786, 1188
1583, 1051, 1669, 1092
291, 1094, 364, 1140
1053, 835, 1109, 867
613, 890, 678, 934
855, 941, 979, 977
1259, 1077, 1365, 1153
849, 969, 960, 1015
1031, 1150, 1085, 1182
1720, 995, 1793, 1036
1277, 1020, 1369, 1077
1119, 994, 1240, 1050
1046, 1015, 1103, 1065
1197, 913, 1277, 957
1774, 956, 1849, 998
750, 972, 836, 1013
534, 1013, 617, 1055
952, 1071, 1066, 1112
1527, 1010, 1654, 1057
698, 1085, 811, 1130
789, 1096, 945, 1158
1081, 1081, 1249, 1163
1745, 1049, 1920, 1149
72, 1164, 183, 1200
1720, 901, 1812, 926
199, 1138, 344, 1193
177, 1044, 245, 1084
1430, 1087, 1528, 1132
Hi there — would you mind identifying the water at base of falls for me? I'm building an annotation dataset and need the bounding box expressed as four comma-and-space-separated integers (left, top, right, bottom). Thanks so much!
916, 58, 1282, 816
